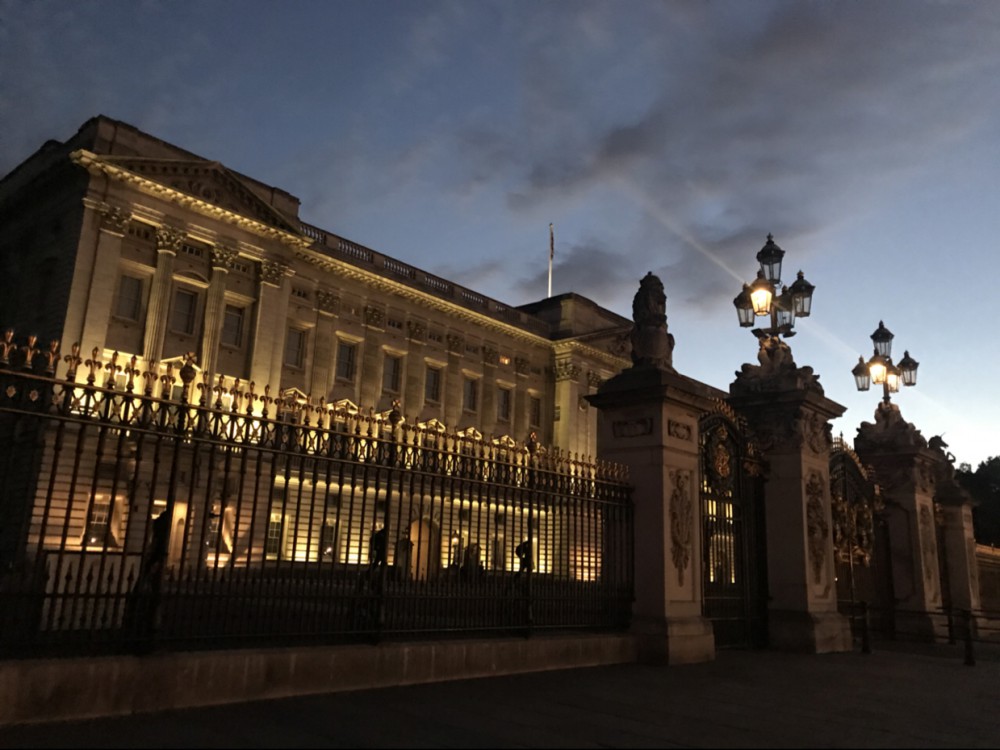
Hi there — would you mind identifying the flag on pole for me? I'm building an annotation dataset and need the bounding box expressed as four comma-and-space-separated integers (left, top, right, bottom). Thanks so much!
549, 223, 554, 261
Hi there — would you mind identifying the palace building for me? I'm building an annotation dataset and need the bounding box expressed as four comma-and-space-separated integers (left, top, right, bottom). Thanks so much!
0, 115, 631, 459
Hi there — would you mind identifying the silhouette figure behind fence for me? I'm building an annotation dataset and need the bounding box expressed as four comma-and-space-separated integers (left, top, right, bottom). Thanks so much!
368, 527, 388, 573
514, 539, 532, 580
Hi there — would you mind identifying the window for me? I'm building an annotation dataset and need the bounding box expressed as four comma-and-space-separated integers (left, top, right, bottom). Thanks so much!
497, 387, 512, 422
320, 520, 339, 560
265, 511, 284, 559
284, 328, 307, 368
425, 366, 442, 403
170, 288, 198, 334
85, 497, 112, 546
115, 275, 143, 321
530, 395, 542, 428
221, 305, 244, 348
336, 341, 357, 382
463, 378, 478, 413
382, 354, 402, 393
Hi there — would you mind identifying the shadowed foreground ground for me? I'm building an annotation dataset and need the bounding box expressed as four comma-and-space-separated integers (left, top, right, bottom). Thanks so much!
1, 641, 997, 748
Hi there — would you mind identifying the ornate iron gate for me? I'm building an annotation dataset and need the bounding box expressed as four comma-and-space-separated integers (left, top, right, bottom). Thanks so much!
830, 438, 889, 636
700, 408, 766, 648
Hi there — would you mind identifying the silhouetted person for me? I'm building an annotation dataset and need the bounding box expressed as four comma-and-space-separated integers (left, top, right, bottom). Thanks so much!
368, 527, 387, 573
514, 539, 532, 580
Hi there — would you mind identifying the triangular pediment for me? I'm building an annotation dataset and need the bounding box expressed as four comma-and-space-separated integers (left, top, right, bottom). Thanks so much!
101, 156, 298, 233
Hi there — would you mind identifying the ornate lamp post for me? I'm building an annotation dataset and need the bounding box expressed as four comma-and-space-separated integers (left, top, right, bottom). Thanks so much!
851, 321, 919, 404
733, 234, 815, 342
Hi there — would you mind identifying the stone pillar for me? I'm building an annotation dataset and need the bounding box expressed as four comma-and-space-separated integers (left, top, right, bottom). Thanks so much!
481, 347, 499, 436
590, 367, 718, 664
310, 290, 339, 402
200, 245, 238, 381
250, 259, 292, 392
78, 203, 132, 354
142, 226, 183, 364
588, 272, 713, 664
444, 334, 464, 427
553, 358, 581, 452
854, 406, 969, 639
359, 304, 384, 409
402, 321, 426, 418
728, 343, 851, 653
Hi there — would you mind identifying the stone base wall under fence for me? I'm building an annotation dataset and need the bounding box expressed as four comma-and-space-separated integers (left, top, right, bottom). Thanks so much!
0, 633, 637, 726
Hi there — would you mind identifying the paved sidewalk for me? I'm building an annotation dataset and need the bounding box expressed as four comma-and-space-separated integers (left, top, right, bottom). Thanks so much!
1, 643, 997, 748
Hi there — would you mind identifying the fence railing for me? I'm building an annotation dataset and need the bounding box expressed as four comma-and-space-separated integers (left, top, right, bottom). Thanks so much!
0, 350, 633, 658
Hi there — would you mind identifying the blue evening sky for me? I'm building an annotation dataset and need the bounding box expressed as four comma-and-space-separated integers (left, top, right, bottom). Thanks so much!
2, 1, 998, 466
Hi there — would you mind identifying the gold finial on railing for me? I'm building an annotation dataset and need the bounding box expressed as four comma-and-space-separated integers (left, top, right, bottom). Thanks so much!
42, 340, 60, 375
21, 335, 39, 372
246, 381, 257, 414
124, 355, 139, 392
85, 347, 102, 384
0, 329, 15, 366
105, 351, 122, 387
63, 343, 82, 380
260, 384, 272, 418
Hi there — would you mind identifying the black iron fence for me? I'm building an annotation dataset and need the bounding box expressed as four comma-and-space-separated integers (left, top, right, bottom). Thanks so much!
0, 347, 633, 658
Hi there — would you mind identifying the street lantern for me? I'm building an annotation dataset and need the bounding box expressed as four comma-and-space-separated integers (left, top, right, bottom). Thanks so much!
871, 320, 893, 358
734, 234, 813, 344
898, 350, 919, 386
749, 270, 774, 316
852, 356, 871, 392
852, 322, 919, 405
774, 287, 795, 329
867, 352, 888, 385
789, 270, 815, 317
733, 284, 755, 327
756, 233, 785, 285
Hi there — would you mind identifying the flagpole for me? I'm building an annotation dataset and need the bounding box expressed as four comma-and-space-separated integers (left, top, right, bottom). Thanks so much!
548, 223, 554, 298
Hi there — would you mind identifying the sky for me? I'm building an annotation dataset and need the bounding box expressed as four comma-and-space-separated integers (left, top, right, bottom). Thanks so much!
2, 0, 998, 468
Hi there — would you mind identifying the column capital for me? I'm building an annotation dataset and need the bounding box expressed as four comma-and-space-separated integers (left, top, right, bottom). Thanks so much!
259, 259, 292, 287
211, 244, 239, 272
155, 226, 185, 255
95, 203, 132, 236
554, 359, 581, 382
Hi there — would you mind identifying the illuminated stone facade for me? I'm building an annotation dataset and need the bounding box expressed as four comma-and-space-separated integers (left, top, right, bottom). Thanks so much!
0, 116, 631, 457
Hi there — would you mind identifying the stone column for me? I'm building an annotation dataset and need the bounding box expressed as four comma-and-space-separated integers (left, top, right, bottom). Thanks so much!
854, 406, 963, 639
728, 343, 851, 653
199, 244, 238, 381
553, 358, 581, 452
250, 259, 292, 393
403, 321, 426, 418
309, 290, 339, 402
444, 334, 464, 427
588, 272, 714, 664
78, 203, 132, 355
142, 226, 183, 365
481, 346, 499, 436
359, 304, 385, 409
513, 358, 529, 442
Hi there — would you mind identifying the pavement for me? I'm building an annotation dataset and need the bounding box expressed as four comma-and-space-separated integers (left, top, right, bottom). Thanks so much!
1, 640, 998, 748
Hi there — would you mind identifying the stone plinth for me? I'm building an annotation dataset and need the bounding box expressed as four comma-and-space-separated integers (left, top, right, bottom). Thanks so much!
729, 351, 851, 653
589, 365, 719, 664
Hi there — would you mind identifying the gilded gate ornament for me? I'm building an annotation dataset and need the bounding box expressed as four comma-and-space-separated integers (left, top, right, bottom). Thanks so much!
805, 472, 829, 585
669, 469, 692, 586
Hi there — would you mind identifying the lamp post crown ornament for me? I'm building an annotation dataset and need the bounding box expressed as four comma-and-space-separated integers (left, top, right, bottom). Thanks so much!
731, 233, 821, 395
629, 271, 675, 371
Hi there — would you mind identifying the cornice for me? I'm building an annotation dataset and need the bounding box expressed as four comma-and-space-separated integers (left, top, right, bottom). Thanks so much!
293, 247, 555, 348
71, 150, 310, 250
552, 339, 630, 370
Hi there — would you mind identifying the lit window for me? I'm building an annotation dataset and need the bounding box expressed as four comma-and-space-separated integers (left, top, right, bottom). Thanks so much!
463, 378, 478, 412
320, 520, 339, 560
382, 354, 402, 393
84, 497, 115, 547
115, 275, 143, 321
497, 388, 512, 422
265, 511, 284, 559
170, 288, 198, 334
221, 305, 244, 348
336, 341, 357, 382
425, 366, 442, 403
284, 328, 307, 368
